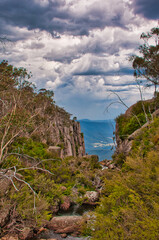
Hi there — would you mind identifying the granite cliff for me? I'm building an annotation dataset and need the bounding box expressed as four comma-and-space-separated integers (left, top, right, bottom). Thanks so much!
0, 60, 85, 160
36, 112, 85, 158
0, 61, 94, 239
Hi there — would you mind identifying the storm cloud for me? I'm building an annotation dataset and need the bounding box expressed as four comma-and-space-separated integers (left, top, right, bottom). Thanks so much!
132, 0, 159, 19
0, 0, 158, 119
0, 0, 141, 38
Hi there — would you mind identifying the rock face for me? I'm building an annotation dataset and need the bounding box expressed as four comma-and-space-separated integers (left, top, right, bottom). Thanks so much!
115, 133, 132, 156
33, 110, 85, 158
115, 117, 131, 156
41, 119, 85, 159
47, 216, 83, 235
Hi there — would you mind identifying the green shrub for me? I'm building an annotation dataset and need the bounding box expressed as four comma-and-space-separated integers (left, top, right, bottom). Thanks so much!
83, 117, 159, 239
116, 98, 159, 140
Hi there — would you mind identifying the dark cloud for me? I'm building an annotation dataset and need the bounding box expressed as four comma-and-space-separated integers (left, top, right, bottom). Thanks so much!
0, 0, 135, 39
132, 0, 159, 19
104, 82, 137, 87
0, 0, 69, 36
44, 48, 80, 64
73, 68, 134, 77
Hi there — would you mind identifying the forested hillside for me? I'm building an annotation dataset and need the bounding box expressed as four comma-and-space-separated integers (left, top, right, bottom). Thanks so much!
0, 60, 101, 239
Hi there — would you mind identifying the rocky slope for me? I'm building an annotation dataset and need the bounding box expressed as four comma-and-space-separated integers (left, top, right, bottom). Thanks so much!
114, 98, 159, 158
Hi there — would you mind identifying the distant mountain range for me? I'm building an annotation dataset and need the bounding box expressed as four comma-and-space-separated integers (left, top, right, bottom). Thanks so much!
79, 119, 114, 122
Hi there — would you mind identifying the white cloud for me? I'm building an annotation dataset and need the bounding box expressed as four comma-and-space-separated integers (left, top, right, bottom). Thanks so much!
0, 0, 157, 119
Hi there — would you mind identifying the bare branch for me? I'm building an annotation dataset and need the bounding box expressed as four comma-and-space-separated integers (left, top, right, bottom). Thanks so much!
107, 90, 142, 127
104, 101, 122, 113
136, 81, 149, 122
13, 174, 37, 195
17, 166, 54, 175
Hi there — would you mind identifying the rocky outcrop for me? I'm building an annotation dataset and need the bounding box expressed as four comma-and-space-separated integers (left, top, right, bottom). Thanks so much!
84, 191, 99, 205
1, 235, 19, 240
100, 160, 116, 169
115, 136, 132, 156
40, 118, 85, 159
47, 216, 84, 236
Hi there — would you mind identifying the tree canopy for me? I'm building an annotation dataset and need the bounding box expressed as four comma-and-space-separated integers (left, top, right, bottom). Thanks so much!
130, 27, 159, 96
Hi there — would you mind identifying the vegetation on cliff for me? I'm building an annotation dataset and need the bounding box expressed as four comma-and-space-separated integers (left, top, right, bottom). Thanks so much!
116, 95, 159, 140
83, 113, 159, 240
0, 60, 100, 237
82, 26, 159, 240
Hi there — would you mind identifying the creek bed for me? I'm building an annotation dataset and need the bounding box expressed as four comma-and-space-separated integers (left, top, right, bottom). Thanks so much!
36, 203, 95, 240
37, 229, 90, 240
58, 203, 96, 216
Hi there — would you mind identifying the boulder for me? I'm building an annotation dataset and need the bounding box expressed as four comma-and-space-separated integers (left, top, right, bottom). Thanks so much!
60, 233, 67, 238
1, 235, 18, 240
48, 146, 61, 157
100, 160, 112, 167
37, 227, 47, 235
84, 191, 99, 204
108, 163, 116, 169
100, 160, 117, 170
47, 216, 83, 235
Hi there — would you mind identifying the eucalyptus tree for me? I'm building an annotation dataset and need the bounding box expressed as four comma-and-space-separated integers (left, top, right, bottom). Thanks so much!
130, 27, 159, 96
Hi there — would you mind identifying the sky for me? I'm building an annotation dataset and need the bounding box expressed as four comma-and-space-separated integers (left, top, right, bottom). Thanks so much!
0, 0, 159, 120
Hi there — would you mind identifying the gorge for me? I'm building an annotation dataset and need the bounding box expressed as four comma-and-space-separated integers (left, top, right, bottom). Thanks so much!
1, 60, 159, 240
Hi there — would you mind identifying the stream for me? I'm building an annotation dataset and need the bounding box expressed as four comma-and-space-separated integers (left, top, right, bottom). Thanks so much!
58, 203, 96, 216
36, 203, 95, 240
